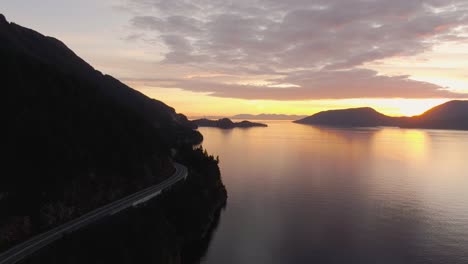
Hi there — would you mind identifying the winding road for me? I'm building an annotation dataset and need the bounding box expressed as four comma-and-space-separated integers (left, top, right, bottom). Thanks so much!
0, 163, 188, 264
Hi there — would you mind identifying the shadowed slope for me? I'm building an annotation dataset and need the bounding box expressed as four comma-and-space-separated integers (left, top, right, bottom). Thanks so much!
295, 107, 395, 127
1, 14, 203, 250
402, 100, 468, 130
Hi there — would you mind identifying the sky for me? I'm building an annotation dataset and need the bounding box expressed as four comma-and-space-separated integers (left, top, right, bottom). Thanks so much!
3, 0, 468, 117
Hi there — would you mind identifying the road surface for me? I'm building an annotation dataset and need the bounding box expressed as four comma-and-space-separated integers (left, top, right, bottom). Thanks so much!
0, 163, 188, 264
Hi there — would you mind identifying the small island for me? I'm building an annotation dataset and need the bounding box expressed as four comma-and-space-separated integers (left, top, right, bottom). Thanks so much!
193, 118, 268, 129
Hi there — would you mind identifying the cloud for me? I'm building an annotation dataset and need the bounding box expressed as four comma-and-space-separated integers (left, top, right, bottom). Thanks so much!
121, 0, 468, 100
122, 32, 146, 42
124, 69, 464, 100
131, 15, 203, 34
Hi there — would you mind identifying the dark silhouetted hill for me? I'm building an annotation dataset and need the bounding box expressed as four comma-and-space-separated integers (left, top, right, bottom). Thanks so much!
0, 14, 212, 250
295, 100, 468, 130
401, 100, 468, 130
193, 118, 268, 128
294, 107, 395, 127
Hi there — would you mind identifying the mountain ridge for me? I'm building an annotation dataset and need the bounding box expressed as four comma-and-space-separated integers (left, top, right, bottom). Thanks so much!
295, 100, 468, 130
1, 13, 210, 250
1, 14, 197, 132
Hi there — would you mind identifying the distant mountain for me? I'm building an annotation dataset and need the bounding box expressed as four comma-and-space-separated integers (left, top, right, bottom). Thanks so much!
295, 100, 468, 130
231, 114, 307, 120
190, 115, 225, 120
1, 13, 207, 249
401, 100, 468, 130
294, 107, 396, 127
193, 118, 268, 129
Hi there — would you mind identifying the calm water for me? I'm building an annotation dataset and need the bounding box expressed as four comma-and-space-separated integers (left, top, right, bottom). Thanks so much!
198, 121, 468, 264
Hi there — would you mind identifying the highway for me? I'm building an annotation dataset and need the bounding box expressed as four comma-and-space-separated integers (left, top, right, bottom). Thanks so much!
0, 163, 188, 264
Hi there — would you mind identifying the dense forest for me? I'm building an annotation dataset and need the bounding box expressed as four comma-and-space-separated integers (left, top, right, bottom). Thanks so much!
22, 146, 227, 264
0, 13, 222, 252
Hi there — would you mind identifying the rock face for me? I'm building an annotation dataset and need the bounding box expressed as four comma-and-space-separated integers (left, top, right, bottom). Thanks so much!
193, 118, 268, 129
295, 101, 468, 130
0, 14, 208, 250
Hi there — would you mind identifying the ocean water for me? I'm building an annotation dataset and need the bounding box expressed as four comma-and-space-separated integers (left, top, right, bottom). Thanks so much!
198, 121, 468, 264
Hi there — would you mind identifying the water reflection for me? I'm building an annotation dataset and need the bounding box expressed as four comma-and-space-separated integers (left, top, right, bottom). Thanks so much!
199, 121, 468, 264
371, 128, 429, 162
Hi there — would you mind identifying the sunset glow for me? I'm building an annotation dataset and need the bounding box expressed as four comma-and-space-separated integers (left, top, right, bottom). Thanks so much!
4, 0, 468, 117
4, 2, 468, 263
138, 85, 450, 117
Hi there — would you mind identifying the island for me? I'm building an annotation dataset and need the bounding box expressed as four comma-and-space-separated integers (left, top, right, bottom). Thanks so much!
294, 100, 468, 130
1, 13, 226, 262
192, 118, 268, 129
